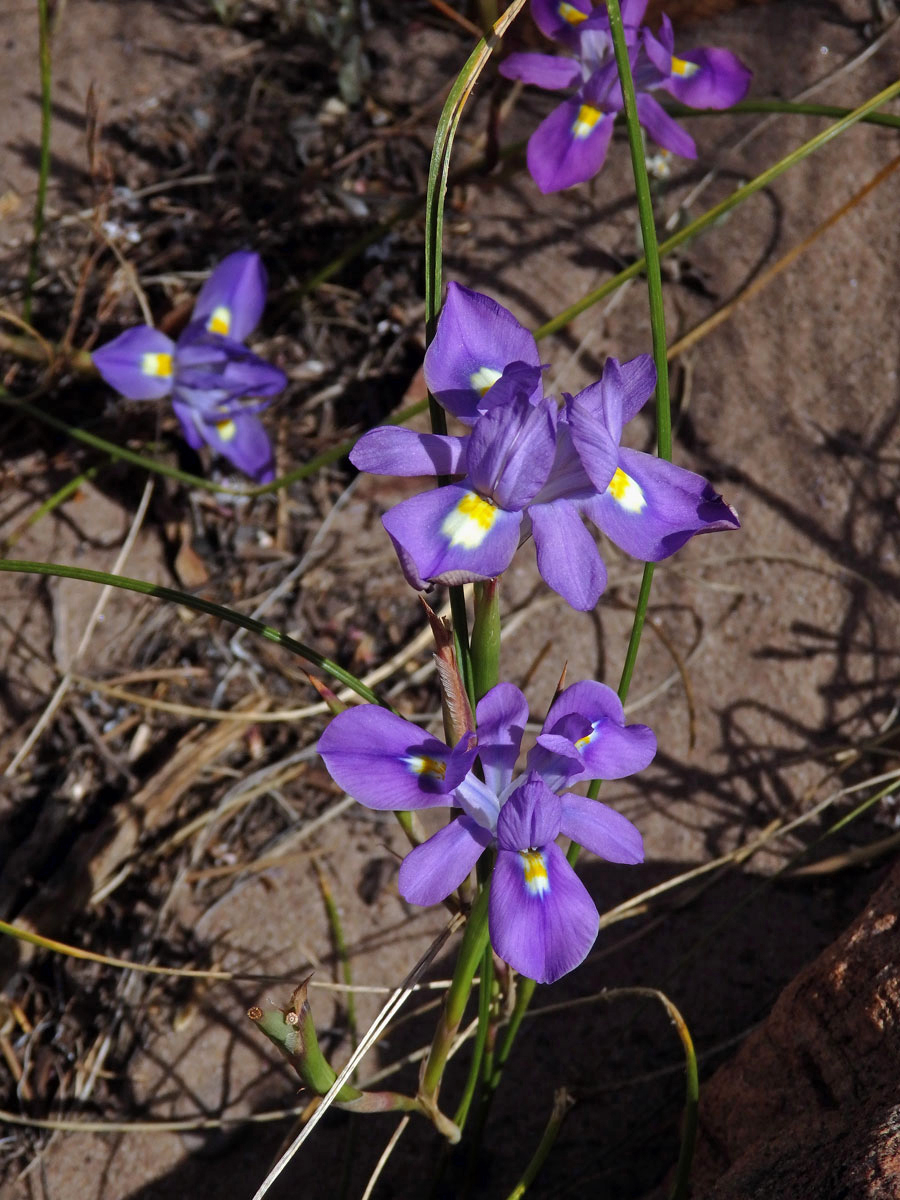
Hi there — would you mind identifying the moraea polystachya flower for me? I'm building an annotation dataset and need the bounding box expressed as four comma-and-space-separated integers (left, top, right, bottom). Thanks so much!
93, 251, 286, 482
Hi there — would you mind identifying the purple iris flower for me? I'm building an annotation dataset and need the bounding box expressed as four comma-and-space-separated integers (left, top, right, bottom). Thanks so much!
92, 251, 287, 482
351, 284, 739, 611
317, 680, 653, 983
500, 0, 751, 192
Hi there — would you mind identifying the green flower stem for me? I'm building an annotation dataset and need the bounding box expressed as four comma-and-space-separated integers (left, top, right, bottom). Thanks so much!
0, 558, 381, 706
1, 466, 100, 553
503, 1088, 574, 1200
419, 881, 491, 1117
24, 0, 52, 325
470, 579, 501, 702
605, 0, 671, 460
671, 97, 900, 130
534, 78, 900, 341
453, 939, 495, 1131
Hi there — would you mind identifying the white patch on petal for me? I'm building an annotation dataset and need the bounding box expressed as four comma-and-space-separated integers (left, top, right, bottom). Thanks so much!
141, 352, 173, 378
606, 467, 645, 513
441, 492, 498, 549
207, 305, 231, 335
469, 366, 502, 398
215, 419, 237, 442
403, 755, 447, 781
520, 849, 550, 897
572, 103, 603, 140
671, 55, 700, 78
574, 722, 599, 751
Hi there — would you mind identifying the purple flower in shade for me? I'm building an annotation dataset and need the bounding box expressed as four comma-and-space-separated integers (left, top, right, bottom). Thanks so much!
499, 0, 750, 192
350, 284, 739, 611
92, 251, 287, 482
317, 680, 653, 983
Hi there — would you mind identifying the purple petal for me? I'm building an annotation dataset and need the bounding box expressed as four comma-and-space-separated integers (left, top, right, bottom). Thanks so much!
531, 679, 655, 784
467, 395, 558, 510
175, 327, 287, 401
530, 498, 607, 611
543, 678, 626, 731
317, 706, 474, 810
92, 326, 176, 401
350, 427, 466, 477
423, 283, 542, 423
172, 398, 206, 451
636, 92, 697, 158
559, 793, 644, 863
526, 96, 615, 193
496, 774, 561, 851
530, 421, 597, 505
192, 251, 267, 342
383, 484, 523, 588
642, 20, 675, 77
500, 51, 582, 91
455, 773, 503, 831
200, 410, 276, 482
661, 47, 752, 109
398, 815, 493, 906
490, 842, 599, 983
585, 446, 739, 561
531, 0, 593, 45
475, 682, 529, 796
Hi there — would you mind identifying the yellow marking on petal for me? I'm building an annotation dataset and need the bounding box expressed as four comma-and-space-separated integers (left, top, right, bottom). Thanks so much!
141, 351, 173, 378
441, 492, 498, 550
215, 419, 237, 442
671, 55, 700, 78
208, 305, 231, 335
606, 467, 645, 513
520, 849, 550, 897
574, 727, 596, 751
572, 103, 603, 140
469, 366, 503, 398
406, 755, 447, 780
558, 1, 588, 23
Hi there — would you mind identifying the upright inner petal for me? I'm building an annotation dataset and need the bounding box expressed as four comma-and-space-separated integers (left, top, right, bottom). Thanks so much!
469, 366, 502, 397
142, 352, 173, 378
671, 55, 700, 78
441, 491, 499, 549
572, 103, 604, 140
607, 467, 646, 512
520, 849, 550, 896
207, 306, 231, 335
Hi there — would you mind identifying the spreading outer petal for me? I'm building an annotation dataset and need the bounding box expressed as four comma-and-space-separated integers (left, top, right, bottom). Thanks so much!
93, 326, 176, 401
661, 48, 751, 110
530, 499, 607, 611
543, 678, 625, 731
636, 92, 697, 158
192, 250, 267, 341
559, 793, 644, 862
316, 706, 475, 810
526, 96, 615, 193
585, 446, 739, 561
399, 816, 492, 906
200, 410, 276, 482
350, 427, 466, 477
423, 283, 541, 423
475, 683, 529, 797
382, 484, 523, 588
500, 51, 582, 90
467, 395, 557, 510
172, 398, 206, 451
490, 842, 599, 983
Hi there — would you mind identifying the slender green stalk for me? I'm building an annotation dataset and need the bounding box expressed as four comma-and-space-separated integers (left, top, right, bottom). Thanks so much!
535, 78, 900, 340
672, 97, 900, 130
470, 579, 501, 701
0, 559, 382, 705
503, 1088, 574, 1200
453, 941, 494, 1131
419, 883, 491, 1110
0, 466, 100, 553
24, 0, 52, 324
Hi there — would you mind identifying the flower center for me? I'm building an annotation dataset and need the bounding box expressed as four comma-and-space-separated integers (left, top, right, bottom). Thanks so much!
606, 467, 645, 513
520, 849, 550, 896
558, 1, 587, 23
572, 104, 603, 140
215, 419, 237, 441
207, 306, 231, 335
441, 491, 499, 549
469, 366, 502, 398
405, 755, 447, 780
671, 55, 700, 78
142, 352, 173, 378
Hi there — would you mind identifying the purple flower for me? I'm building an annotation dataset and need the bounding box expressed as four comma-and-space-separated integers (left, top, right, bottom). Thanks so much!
92, 251, 287, 482
500, 0, 750, 192
351, 284, 739, 611
317, 680, 652, 982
